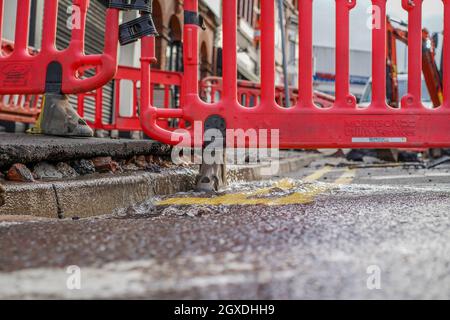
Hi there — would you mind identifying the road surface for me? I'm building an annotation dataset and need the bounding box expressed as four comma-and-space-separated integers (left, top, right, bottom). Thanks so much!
1, 157, 449, 299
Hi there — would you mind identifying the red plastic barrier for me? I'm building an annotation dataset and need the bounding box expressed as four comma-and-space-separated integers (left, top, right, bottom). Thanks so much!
199, 76, 335, 109
0, 94, 41, 124
0, 0, 120, 95
0, 40, 41, 123
77, 66, 183, 132
140, 0, 450, 149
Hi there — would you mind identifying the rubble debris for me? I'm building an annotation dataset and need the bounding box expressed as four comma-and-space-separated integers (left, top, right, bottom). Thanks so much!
7, 164, 35, 182
56, 162, 79, 178
362, 156, 384, 164
120, 156, 140, 172
348, 162, 426, 169
1, 152, 174, 183
427, 156, 450, 169
346, 149, 379, 162
146, 154, 172, 168
161, 205, 218, 217
71, 159, 96, 175
327, 149, 346, 158
145, 155, 155, 163
114, 199, 157, 218
428, 148, 450, 159
375, 149, 399, 162
122, 162, 139, 172
0, 183, 5, 206
33, 162, 63, 180
398, 151, 420, 162
347, 149, 399, 162
429, 148, 443, 159
347, 148, 423, 163
145, 164, 162, 173
92, 156, 120, 173
134, 155, 148, 169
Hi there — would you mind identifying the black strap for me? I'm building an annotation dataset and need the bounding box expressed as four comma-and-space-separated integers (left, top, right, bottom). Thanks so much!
184, 10, 206, 30
99, 0, 151, 13
119, 13, 158, 46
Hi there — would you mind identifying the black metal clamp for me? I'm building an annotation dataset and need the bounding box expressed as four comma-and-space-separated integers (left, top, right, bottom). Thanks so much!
99, 0, 159, 45
100, 0, 151, 12
119, 13, 158, 46
184, 10, 206, 30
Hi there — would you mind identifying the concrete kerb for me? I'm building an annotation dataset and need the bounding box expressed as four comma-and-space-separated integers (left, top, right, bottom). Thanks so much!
0, 153, 320, 218
0, 133, 171, 169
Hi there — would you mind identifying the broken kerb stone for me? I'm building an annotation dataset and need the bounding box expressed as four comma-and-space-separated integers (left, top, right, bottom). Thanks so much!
92, 156, 120, 173
134, 155, 148, 169
0, 183, 5, 207
33, 162, 64, 180
56, 162, 79, 178
71, 159, 96, 175
145, 164, 162, 173
7, 164, 34, 182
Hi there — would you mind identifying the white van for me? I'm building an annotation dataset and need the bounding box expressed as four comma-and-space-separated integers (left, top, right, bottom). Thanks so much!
359, 74, 433, 108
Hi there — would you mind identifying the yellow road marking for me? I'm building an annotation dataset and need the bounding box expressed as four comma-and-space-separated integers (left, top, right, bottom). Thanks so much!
157, 166, 356, 207
303, 166, 334, 182
250, 179, 297, 196
157, 179, 327, 206
334, 168, 356, 185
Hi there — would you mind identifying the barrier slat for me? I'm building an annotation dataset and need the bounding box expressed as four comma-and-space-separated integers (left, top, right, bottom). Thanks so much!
41, 0, 58, 52
13, 0, 31, 56
183, 0, 199, 96
371, 0, 388, 109
69, 0, 88, 52
222, 0, 238, 103
335, 0, 356, 109
444, 0, 450, 108
260, 0, 276, 108
200, 76, 335, 110
0, 0, 3, 56
401, 0, 422, 109
298, 0, 314, 108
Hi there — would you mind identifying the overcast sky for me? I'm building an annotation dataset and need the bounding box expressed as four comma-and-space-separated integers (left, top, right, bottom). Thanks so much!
314, 0, 444, 50
205, 0, 444, 52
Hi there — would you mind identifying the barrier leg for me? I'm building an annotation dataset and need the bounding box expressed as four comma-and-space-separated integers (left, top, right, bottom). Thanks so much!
195, 116, 227, 192
28, 62, 93, 137
28, 93, 93, 137
196, 155, 227, 192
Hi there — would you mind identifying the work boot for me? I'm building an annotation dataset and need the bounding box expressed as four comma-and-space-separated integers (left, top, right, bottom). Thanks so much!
28, 93, 93, 137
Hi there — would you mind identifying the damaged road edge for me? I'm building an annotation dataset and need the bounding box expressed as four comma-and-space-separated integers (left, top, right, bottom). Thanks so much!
0, 183, 4, 207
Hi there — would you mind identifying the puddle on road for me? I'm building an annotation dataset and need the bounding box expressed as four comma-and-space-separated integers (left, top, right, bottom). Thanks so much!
157, 178, 329, 207
111, 178, 331, 219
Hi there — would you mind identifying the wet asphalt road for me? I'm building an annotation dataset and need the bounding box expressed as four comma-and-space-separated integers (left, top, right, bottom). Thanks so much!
0, 158, 450, 299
